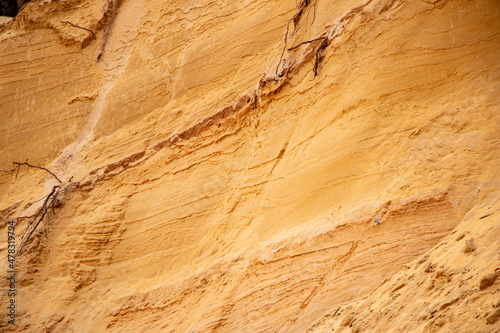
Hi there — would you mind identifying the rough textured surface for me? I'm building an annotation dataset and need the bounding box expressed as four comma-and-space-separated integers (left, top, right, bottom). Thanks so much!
0, 0, 499, 332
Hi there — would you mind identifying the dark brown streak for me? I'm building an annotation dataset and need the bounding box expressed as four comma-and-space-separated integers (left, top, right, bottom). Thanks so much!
254, 89, 258, 110
60, 20, 96, 38
287, 36, 327, 51
275, 19, 292, 75
313, 38, 329, 78
11, 161, 62, 184
17, 185, 60, 254
275, 0, 313, 75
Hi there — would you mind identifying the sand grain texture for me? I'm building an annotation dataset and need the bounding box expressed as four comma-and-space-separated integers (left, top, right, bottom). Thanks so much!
0, 0, 499, 332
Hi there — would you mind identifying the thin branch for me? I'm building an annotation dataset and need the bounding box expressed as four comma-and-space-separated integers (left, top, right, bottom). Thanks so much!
60, 20, 96, 38
275, 0, 312, 75
292, 0, 309, 29
275, 18, 292, 75
12, 161, 62, 184
313, 39, 329, 77
288, 36, 326, 51
17, 185, 60, 254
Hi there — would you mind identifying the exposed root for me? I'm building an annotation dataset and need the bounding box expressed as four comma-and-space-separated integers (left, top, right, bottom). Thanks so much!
313, 38, 329, 77
1, 161, 64, 253
8, 161, 62, 184
276, 19, 292, 75
275, 0, 374, 79
17, 185, 60, 254
292, 0, 310, 30
275, 0, 312, 75
288, 36, 327, 51
60, 20, 96, 38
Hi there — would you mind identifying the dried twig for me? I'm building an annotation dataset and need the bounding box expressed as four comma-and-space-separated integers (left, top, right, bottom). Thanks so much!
17, 185, 60, 254
3, 162, 64, 254
60, 20, 96, 38
292, 0, 309, 29
287, 36, 326, 51
275, 0, 313, 75
11, 161, 62, 184
275, 19, 292, 75
312, 38, 329, 77
287, 35, 328, 78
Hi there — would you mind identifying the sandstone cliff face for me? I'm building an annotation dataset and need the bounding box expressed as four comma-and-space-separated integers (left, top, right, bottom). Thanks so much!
0, 0, 499, 332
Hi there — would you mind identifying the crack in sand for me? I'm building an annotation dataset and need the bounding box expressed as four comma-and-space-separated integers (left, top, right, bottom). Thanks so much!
48, 0, 144, 188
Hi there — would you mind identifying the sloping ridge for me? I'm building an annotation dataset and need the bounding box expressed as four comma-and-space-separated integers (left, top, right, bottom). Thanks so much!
104, 193, 461, 332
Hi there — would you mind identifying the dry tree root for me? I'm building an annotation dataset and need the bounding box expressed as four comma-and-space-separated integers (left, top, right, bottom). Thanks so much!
287, 36, 327, 51
17, 185, 60, 254
275, 0, 312, 75
288, 36, 329, 78
312, 37, 329, 77
276, 0, 376, 80
60, 20, 96, 38
9, 161, 62, 183
276, 19, 292, 75
1, 161, 64, 253
276, 0, 326, 77
292, 0, 310, 29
